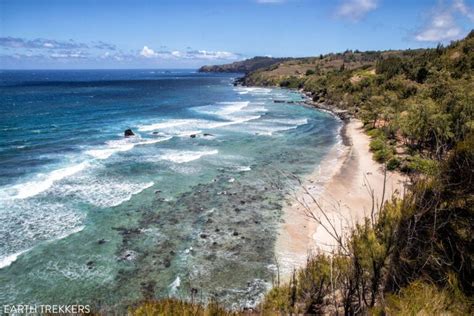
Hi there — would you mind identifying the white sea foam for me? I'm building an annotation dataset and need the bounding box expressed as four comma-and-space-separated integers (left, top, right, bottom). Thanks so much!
159, 149, 218, 164
236, 165, 252, 172
3, 162, 89, 200
138, 119, 211, 135
86, 143, 134, 160
234, 87, 271, 95
206, 101, 250, 116
0, 249, 30, 269
138, 101, 267, 136
56, 180, 154, 208
85, 136, 171, 160
169, 276, 181, 295
54, 225, 85, 241
39, 258, 114, 282
138, 137, 172, 145
195, 101, 267, 119
0, 200, 86, 270
138, 120, 194, 132
237, 117, 309, 136
266, 118, 309, 126
208, 115, 261, 128
177, 130, 202, 137
0, 135, 168, 201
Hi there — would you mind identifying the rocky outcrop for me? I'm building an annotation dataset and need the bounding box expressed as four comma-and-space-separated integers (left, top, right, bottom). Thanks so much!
124, 129, 135, 137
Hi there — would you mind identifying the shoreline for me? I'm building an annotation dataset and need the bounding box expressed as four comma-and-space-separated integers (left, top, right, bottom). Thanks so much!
275, 116, 407, 278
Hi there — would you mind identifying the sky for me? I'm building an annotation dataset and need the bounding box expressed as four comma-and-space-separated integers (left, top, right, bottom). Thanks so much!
0, 0, 473, 69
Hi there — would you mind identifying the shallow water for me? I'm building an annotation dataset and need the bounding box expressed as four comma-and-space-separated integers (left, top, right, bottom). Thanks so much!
0, 70, 340, 310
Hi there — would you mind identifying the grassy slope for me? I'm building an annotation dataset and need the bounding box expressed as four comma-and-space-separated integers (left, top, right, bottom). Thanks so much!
198, 56, 293, 74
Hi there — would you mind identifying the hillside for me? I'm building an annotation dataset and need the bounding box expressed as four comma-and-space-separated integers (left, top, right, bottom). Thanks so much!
231, 32, 474, 174
198, 56, 292, 74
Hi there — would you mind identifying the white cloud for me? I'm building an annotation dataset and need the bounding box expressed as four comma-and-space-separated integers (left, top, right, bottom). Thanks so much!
415, 0, 473, 42
336, 0, 379, 21
140, 46, 158, 58
190, 50, 239, 60
453, 0, 474, 21
171, 50, 183, 58
50, 51, 88, 59
139, 46, 241, 61
415, 12, 462, 42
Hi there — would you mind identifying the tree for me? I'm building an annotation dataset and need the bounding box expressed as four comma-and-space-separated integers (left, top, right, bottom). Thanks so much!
360, 95, 385, 128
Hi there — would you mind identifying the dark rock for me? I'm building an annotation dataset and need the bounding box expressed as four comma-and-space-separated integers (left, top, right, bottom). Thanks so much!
86, 260, 94, 269
141, 280, 156, 300
200, 233, 208, 239
97, 239, 106, 245
124, 129, 135, 137
163, 258, 171, 268
119, 250, 137, 261
190, 134, 197, 138
233, 231, 239, 236
206, 254, 217, 261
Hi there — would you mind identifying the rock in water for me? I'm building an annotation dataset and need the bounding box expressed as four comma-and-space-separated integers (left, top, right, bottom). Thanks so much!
124, 129, 135, 137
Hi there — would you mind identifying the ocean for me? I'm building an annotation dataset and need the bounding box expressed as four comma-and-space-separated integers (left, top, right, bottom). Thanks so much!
0, 69, 341, 310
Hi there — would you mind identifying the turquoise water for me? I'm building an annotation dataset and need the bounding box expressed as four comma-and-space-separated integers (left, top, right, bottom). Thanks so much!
0, 70, 340, 310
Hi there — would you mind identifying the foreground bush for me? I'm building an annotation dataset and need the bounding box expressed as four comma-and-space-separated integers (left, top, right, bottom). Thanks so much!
130, 299, 238, 316
384, 280, 472, 315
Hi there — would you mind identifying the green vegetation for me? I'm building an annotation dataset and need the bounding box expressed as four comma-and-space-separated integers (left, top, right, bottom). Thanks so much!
130, 33, 473, 314
198, 56, 292, 74
261, 133, 473, 314
129, 299, 237, 316
241, 31, 474, 172
384, 280, 471, 315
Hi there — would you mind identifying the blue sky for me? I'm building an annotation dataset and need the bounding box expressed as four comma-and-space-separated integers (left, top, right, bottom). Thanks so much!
1, 0, 473, 69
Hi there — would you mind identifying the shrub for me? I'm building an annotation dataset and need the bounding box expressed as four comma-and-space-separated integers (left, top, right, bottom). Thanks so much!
366, 128, 384, 138
369, 134, 394, 163
130, 298, 235, 316
386, 157, 400, 170
369, 137, 386, 152
404, 155, 438, 175
261, 285, 292, 314
384, 280, 472, 315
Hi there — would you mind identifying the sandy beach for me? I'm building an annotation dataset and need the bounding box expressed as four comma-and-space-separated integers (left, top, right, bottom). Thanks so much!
275, 118, 407, 278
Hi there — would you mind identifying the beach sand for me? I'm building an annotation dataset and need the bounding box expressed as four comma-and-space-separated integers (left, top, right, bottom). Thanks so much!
275, 119, 407, 278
